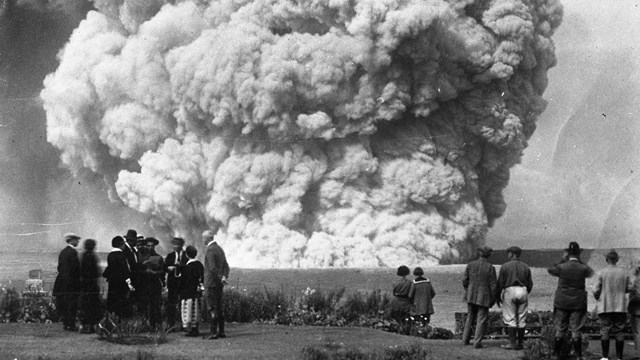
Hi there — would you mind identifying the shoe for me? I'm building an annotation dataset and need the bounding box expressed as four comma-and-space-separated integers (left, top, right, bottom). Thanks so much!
185, 329, 200, 337
474, 342, 483, 349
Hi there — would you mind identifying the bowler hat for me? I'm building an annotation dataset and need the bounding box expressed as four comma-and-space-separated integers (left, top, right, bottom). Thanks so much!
64, 233, 80, 242
124, 229, 138, 240
565, 241, 581, 255
145, 237, 159, 246
477, 245, 493, 257
507, 246, 522, 256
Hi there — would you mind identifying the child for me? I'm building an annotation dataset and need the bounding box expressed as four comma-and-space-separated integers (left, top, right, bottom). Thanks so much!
409, 267, 436, 326
179, 245, 204, 337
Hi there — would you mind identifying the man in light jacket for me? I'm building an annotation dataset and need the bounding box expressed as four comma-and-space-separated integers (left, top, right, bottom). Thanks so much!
594, 249, 632, 360
462, 245, 497, 349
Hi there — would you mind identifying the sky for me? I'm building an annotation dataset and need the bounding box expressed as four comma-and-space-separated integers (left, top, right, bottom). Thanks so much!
0, 0, 638, 260
487, 0, 640, 250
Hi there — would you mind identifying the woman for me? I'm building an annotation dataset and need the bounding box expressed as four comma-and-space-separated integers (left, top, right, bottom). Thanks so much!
409, 267, 436, 326
79, 239, 101, 333
391, 265, 412, 333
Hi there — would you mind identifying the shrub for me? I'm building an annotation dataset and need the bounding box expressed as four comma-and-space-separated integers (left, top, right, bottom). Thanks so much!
0, 286, 21, 322
301, 340, 432, 360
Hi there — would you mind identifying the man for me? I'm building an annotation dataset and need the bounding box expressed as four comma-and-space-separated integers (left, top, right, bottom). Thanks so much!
53, 233, 81, 331
123, 229, 140, 312
547, 241, 594, 360
496, 246, 533, 350
164, 237, 188, 330
138, 237, 165, 328
593, 249, 631, 360
203, 228, 229, 340
102, 236, 135, 319
462, 245, 497, 349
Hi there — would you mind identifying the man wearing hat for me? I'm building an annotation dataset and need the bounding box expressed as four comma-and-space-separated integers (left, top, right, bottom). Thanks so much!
462, 245, 497, 349
547, 241, 594, 360
53, 233, 81, 331
123, 229, 140, 312
138, 237, 165, 328
496, 246, 533, 350
164, 237, 188, 330
203, 227, 230, 340
593, 249, 632, 360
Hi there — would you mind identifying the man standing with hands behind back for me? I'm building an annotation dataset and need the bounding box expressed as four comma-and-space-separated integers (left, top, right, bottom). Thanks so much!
462, 245, 497, 349
53, 233, 81, 331
203, 226, 229, 340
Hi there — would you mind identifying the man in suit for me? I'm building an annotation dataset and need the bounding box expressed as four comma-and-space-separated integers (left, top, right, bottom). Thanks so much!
462, 245, 497, 349
203, 227, 230, 340
164, 237, 188, 330
547, 242, 594, 360
496, 246, 533, 350
123, 229, 140, 313
593, 249, 632, 360
53, 233, 81, 331
103, 236, 135, 319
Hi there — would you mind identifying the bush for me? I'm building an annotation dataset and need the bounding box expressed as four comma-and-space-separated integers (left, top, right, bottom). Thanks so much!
0, 286, 22, 322
301, 340, 431, 360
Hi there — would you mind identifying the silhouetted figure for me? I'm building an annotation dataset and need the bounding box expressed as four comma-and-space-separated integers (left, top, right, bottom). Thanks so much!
203, 228, 229, 340
79, 239, 101, 333
53, 233, 81, 331
462, 246, 497, 348
103, 236, 134, 319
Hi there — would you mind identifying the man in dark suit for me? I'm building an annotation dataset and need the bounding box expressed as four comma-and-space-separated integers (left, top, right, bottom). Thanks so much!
203, 228, 229, 340
123, 229, 140, 313
103, 236, 135, 319
547, 242, 594, 360
462, 245, 497, 349
164, 237, 187, 330
53, 233, 81, 331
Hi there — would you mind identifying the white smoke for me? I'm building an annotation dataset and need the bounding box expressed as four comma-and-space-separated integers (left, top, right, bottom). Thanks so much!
41, 0, 562, 267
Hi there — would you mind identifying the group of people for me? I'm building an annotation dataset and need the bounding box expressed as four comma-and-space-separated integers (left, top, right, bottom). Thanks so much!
460, 241, 640, 360
391, 266, 436, 328
53, 227, 230, 340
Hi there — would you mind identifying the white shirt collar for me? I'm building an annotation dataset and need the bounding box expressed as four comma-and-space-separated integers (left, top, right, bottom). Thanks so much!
110, 248, 123, 253
187, 259, 198, 264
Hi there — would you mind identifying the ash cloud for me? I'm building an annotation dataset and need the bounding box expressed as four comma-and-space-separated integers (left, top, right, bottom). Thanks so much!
41, 0, 563, 267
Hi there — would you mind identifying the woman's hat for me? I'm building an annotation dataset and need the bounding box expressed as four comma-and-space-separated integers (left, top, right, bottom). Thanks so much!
413, 267, 424, 276
397, 265, 410, 276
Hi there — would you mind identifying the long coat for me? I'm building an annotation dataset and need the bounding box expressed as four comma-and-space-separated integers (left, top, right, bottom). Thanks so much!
164, 250, 188, 295
547, 258, 594, 310
463, 257, 497, 308
409, 277, 436, 315
53, 245, 80, 296
391, 278, 412, 320
102, 249, 131, 317
204, 241, 229, 288
594, 264, 632, 314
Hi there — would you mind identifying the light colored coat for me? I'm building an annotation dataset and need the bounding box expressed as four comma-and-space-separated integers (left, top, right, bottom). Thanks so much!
463, 257, 497, 308
594, 264, 632, 314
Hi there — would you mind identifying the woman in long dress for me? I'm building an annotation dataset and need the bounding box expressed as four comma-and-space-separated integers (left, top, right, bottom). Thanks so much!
79, 239, 101, 333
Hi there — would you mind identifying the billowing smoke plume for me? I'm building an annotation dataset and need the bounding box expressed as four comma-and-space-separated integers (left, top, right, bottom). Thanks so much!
41, 0, 562, 267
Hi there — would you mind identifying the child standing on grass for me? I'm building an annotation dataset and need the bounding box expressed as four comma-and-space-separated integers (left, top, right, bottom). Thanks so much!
409, 267, 436, 326
179, 245, 205, 337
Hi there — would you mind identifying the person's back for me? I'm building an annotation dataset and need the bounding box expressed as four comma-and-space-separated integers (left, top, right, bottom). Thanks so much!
548, 259, 593, 310
595, 264, 629, 314
464, 257, 496, 307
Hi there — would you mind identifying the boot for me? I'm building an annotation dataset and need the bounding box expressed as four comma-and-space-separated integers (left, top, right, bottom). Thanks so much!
572, 339, 583, 360
205, 317, 218, 340
185, 325, 200, 337
217, 318, 226, 338
601, 339, 610, 359
517, 328, 525, 350
501, 328, 518, 349
616, 339, 624, 360
554, 338, 563, 360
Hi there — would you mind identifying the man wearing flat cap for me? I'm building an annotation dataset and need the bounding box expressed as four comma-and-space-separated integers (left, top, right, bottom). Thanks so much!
462, 245, 497, 349
53, 233, 81, 331
496, 246, 533, 350
164, 237, 188, 330
593, 249, 632, 360
547, 241, 594, 360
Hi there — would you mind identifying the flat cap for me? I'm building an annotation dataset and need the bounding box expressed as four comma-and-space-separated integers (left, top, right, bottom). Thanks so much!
506, 246, 522, 256
477, 245, 493, 256
64, 233, 80, 242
